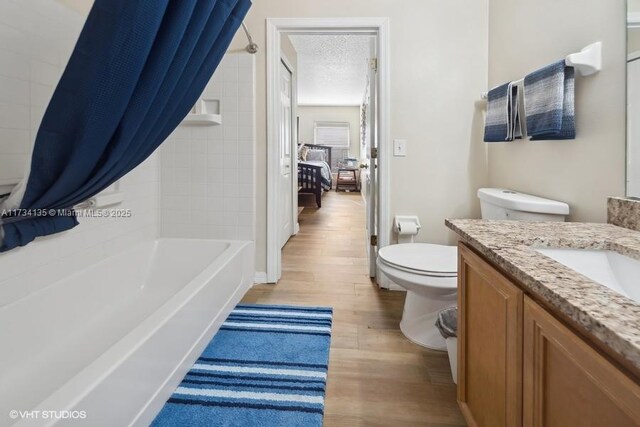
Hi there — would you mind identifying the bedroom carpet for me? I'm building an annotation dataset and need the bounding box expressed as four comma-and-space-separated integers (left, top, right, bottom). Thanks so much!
152, 304, 333, 427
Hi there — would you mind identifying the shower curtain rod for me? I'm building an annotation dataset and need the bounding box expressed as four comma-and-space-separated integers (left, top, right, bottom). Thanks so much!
241, 21, 258, 54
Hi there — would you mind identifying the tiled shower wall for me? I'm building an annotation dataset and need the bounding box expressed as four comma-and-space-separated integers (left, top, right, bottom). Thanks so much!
0, 1, 160, 307
160, 53, 255, 241
0, 1, 84, 193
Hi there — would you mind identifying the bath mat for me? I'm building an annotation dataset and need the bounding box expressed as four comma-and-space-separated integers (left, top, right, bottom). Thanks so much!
152, 304, 333, 427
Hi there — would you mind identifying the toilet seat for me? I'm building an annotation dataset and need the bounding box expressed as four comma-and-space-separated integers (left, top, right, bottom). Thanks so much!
378, 259, 457, 277
378, 243, 458, 277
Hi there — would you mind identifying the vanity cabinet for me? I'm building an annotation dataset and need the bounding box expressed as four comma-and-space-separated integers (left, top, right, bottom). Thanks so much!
523, 296, 640, 426
458, 243, 640, 427
457, 243, 523, 427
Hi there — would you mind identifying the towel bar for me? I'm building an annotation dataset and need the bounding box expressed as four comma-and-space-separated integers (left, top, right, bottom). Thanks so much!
480, 42, 602, 100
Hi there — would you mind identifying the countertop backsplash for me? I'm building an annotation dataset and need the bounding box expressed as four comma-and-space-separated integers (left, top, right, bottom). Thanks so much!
608, 197, 640, 231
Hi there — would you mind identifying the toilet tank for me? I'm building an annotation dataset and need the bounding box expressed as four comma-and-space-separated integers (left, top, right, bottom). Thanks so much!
478, 188, 570, 222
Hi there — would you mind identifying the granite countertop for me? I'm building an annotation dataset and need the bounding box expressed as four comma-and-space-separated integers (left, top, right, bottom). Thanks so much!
446, 219, 640, 373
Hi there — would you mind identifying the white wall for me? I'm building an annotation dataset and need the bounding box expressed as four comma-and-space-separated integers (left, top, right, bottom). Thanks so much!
630, 1, 640, 54
0, 1, 160, 307
298, 106, 361, 160
629, 59, 640, 196
227, 0, 490, 272
629, 29, 640, 54
160, 53, 256, 241
487, 0, 627, 222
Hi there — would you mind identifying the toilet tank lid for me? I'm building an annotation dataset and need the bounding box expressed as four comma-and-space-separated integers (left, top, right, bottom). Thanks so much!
477, 188, 570, 215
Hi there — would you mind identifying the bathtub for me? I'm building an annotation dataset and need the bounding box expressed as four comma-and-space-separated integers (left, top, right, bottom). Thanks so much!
0, 238, 254, 427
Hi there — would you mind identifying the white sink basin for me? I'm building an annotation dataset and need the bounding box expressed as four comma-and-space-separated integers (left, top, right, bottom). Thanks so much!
534, 248, 640, 304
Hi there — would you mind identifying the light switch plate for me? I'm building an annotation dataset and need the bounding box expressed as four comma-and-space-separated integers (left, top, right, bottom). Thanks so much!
394, 139, 407, 157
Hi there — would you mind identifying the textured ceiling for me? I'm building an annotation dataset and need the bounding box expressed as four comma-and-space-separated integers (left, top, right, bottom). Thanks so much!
288, 35, 373, 106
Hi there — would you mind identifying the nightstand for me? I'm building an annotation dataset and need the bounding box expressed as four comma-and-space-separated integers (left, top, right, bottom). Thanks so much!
336, 168, 360, 192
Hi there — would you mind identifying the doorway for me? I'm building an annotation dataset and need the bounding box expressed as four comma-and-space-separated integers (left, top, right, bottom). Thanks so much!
266, 18, 390, 284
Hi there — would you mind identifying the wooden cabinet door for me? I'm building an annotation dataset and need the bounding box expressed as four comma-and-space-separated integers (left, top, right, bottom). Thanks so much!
458, 243, 523, 427
523, 296, 640, 427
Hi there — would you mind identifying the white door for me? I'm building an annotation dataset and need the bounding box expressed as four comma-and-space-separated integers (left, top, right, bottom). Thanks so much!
279, 60, 294, 248
363, 53, 379, 278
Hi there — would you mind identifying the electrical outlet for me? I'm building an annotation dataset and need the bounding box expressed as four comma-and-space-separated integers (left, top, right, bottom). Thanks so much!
393, 139, 407, 157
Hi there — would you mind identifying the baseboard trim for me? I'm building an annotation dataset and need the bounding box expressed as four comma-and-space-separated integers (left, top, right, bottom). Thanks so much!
254, 272, 268, 284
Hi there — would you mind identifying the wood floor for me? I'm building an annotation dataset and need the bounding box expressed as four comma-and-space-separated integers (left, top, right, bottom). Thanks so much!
242, 191, 465, 426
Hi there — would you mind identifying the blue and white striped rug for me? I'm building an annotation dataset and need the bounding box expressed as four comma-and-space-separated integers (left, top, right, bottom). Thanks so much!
152, 304, 333, 427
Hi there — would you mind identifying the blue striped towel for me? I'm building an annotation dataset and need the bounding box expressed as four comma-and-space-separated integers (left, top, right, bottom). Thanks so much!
524, 60, 575, 140
484, 82, 522, 142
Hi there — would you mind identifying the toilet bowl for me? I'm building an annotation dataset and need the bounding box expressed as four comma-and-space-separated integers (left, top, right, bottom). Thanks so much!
377, 243, 458, 351
381, 189, 570, 352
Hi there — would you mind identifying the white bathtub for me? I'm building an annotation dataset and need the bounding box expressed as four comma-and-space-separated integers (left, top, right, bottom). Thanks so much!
0, 238, 254, 427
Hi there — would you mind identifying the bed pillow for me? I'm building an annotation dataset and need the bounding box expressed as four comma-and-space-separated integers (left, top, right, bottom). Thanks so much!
299, 145, 309, 161
306, 149, 326, 162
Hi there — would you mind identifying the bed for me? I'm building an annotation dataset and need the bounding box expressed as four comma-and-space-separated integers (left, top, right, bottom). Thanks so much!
298, 144, 332, 208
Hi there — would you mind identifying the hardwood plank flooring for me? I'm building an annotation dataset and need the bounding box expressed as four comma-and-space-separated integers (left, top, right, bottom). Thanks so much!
242, 191, 465, 426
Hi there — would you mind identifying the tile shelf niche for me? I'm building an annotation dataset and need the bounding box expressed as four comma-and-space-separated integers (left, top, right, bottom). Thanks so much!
181, 98, 222, 126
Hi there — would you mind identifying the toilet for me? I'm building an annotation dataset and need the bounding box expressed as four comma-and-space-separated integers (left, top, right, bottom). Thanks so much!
378, 188, 570, 351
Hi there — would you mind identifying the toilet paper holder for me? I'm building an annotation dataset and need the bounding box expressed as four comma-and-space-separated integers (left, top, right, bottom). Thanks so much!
394, 215, 422, 235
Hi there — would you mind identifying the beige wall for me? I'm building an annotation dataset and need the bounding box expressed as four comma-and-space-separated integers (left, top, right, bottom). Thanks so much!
298, 106, 361, 159
487, 0, 627, 222
228, 0, 489, 273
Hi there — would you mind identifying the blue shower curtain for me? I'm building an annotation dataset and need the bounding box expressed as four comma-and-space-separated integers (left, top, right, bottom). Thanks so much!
0, 0, 251, 252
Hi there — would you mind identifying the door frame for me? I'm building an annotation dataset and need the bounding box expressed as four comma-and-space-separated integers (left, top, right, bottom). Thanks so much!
266, 17, 391, 283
